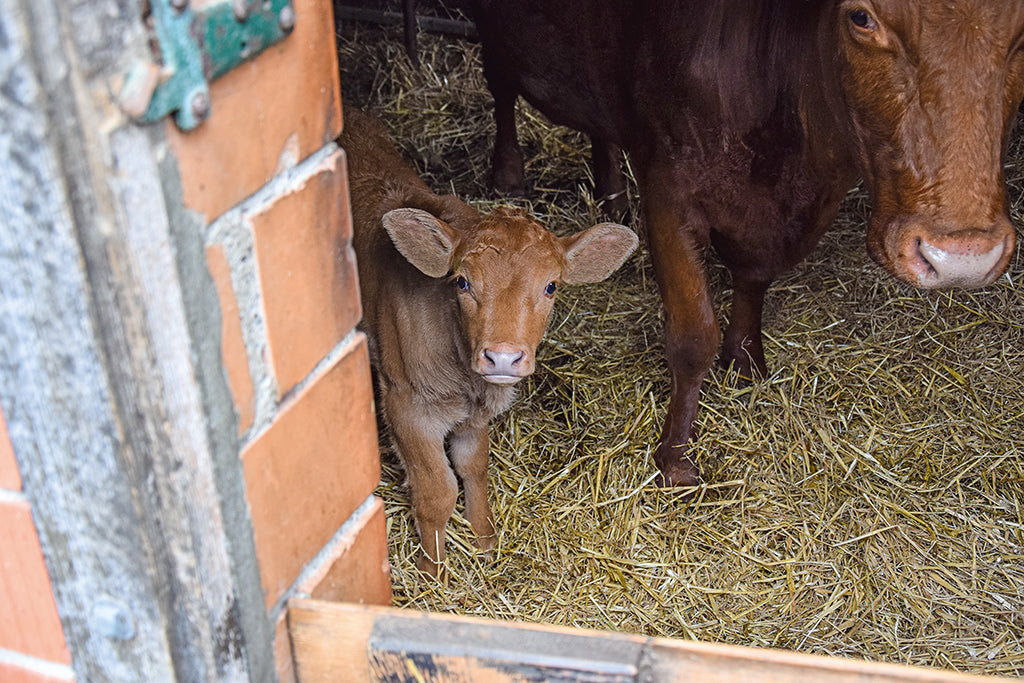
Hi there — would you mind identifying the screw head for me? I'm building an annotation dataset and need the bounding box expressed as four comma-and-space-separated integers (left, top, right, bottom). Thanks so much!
278, 5, 295, 32
233, 0, 250, 22
91, 599, 136, 641
190, 90, 210, 121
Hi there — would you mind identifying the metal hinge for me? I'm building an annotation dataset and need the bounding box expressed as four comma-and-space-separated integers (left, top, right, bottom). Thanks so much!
120, 0, 296, 131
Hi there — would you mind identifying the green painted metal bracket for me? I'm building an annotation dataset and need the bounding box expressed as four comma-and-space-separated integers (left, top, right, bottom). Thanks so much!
120, 0, 295, 131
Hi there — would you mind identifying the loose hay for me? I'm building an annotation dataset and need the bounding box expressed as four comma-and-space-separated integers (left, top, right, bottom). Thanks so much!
336, 23, 1024, 677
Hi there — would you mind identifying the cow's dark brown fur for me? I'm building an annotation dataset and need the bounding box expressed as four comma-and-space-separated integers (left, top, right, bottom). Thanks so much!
471, 0, 1023, 486
341, 106, 637, 575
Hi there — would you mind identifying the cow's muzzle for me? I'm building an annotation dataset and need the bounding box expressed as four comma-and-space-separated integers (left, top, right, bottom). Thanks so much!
879, 217, 1016, 289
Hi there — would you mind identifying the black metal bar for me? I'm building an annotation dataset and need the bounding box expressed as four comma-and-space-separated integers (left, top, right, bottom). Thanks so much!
334, 5, 478, 39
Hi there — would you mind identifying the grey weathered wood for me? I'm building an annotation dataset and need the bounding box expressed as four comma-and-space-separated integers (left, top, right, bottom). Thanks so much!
288, 600, 996, 683
0, 0, 272, 680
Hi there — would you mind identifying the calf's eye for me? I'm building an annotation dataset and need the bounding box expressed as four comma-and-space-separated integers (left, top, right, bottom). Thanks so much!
544, 281, 557, 296
456, 276, 470, 292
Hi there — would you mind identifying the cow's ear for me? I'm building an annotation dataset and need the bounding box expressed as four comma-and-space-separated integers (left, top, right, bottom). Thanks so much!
382, 208, 461, 277
561, 223, 638, 284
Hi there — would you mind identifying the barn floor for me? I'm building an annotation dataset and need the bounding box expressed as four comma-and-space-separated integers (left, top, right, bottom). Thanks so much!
336, 22, 1024, 677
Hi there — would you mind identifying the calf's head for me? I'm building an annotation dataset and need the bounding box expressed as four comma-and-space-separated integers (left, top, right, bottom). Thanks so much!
830, 0, 1023, 288
383, 206, 638, 384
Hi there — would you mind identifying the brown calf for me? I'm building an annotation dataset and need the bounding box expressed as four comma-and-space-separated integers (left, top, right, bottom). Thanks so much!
340, 107, 637, 576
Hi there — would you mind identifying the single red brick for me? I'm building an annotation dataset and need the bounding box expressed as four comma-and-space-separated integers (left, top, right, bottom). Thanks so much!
242, 334, 379, 608
302, 496, 392, 606
166, 0, 342, 222
251, 151, 361, 398
0, 406, 20, 491
0, 499, 72, 664
205, 244, 256, 435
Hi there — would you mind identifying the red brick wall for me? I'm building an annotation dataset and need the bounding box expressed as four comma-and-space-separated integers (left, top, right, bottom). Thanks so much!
178, 0, 392, 680
0, 408, 75, 683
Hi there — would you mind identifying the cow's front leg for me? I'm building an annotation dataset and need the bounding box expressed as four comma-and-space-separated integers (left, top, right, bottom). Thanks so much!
448, 416, 496, 558
639, 164, 719, 488
482, 49, 525, 196
720, 275, 769, 380
386, 391, 457, 578
592, 137, 627, 216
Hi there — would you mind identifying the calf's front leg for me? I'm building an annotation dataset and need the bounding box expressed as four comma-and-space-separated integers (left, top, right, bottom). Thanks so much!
386, 392, 458, 578
448, 416, 496, 557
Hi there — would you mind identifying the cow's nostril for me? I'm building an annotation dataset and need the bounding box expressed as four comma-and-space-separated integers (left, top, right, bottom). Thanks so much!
916, 236, 1005, 288
913, 237, 938, 277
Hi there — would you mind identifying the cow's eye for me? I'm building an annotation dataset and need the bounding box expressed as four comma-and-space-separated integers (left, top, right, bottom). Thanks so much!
849, 8, 876, 31
544, 281, 557, 296
456, 276, 470, 292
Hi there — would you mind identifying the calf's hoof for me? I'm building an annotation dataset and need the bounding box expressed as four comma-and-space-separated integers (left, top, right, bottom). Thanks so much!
416, 553, 444, 580
474, 532, 497, 562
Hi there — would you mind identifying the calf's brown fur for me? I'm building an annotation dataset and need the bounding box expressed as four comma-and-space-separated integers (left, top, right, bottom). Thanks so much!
340, 107, 637, 576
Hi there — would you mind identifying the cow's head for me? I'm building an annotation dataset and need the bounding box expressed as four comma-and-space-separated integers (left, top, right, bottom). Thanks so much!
382, 206, 638, 384
830, 0, 1023, 288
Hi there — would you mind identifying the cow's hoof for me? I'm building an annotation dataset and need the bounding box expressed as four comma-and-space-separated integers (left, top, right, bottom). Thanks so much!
599, 190, 628, 218
719, 345, 767, 382
491, 166, 526, 197
652, 450, 701, 489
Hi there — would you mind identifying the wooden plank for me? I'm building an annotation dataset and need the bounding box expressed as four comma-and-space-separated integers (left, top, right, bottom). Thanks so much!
288, 600, 996, 683
642, 638, 991, 683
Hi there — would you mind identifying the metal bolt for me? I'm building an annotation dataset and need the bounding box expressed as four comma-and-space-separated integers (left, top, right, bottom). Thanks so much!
169, 0, 188, 12
190, 90, 210, 122
278, 5, 295, 33
233, 0, 250, 22
91, 599, 136, 641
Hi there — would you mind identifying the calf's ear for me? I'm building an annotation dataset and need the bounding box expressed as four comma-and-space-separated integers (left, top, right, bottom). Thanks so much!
382, 208, 461, 278
561, 223, 638, 284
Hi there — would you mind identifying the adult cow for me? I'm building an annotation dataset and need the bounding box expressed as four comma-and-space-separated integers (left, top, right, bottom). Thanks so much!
470, 0, 1022, 486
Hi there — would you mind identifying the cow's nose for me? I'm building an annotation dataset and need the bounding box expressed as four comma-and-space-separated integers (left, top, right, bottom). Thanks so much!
901, 220, 1014, 289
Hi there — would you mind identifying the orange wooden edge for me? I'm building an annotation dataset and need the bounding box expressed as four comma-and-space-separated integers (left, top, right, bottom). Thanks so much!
287, 599, 996, 683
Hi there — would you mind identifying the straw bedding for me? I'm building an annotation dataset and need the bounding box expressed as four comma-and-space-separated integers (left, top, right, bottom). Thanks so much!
336, 21, 1024, 676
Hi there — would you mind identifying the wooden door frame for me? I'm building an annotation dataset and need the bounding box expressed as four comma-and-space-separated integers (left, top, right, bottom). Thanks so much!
0, 0, 273, 679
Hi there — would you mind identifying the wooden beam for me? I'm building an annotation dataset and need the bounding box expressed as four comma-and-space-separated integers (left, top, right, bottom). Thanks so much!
288, 600, 994, 683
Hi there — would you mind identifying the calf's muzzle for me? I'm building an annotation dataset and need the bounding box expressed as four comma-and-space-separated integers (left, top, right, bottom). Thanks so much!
476, 343, 533, 384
